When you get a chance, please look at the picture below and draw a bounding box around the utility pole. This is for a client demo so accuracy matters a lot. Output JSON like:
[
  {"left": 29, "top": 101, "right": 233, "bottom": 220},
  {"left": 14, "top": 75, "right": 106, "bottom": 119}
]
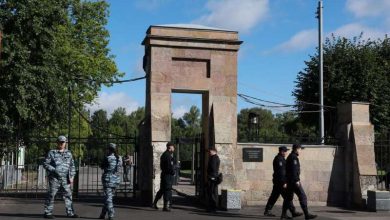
[{"left": 317, "top": 0, "right": 325, "bottom": 144}]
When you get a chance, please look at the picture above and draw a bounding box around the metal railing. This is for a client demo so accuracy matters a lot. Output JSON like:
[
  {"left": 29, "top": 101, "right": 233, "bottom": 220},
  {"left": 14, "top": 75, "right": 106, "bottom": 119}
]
[
  {"left": 0, "top": 135, "right": 138, "bottom": 198},
  {"left": 375, "top": 137, "right": 390, "bottom": 191}
]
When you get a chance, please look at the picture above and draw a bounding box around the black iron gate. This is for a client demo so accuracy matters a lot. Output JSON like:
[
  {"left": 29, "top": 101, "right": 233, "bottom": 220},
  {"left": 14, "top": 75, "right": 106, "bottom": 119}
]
[
  {"left": 374, "top": 131, "right": 390, "bottom": 191},
  {"left": 0, "top": 135, "right": 138, "bottom": 198},
  {"left": 173, "top": 134, "right": 205, "bottom": 197}
]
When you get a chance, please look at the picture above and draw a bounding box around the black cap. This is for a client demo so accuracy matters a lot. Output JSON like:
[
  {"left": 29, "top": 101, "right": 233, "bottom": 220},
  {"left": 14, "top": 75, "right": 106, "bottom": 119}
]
[
  {"left": 279, "top": 146, "right": 289, "bottom": 152},
  {"left": 166, "top": 142, "right": 174, "bottom": 148},
  {"left": 292, "top": 143, "right": 304, "bottom": 150},
  {"left": 108, "top": 143, "right": 116, "bottom": 150},
  {"left": 208, "top": 147, "right": 217, "bottom": 153}
]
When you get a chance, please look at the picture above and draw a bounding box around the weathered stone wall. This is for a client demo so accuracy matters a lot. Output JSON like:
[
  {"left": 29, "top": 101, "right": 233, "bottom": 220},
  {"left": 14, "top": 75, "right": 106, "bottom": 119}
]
[{"left": 234, "top": 143, "right": 346, "bottom": 206}]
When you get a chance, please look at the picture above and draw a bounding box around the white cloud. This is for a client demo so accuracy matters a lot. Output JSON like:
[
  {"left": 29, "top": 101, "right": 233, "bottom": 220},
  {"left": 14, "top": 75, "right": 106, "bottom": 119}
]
[
  {"left": 331, "top": 23, "right": 387, "bottom": 40},
  {"left": 267, "top": 23, "right": 389, "bottom": 54},
  {"left": 86, "top": 92, "right": 139, "bottom": 116},
  {"left": 172, "top": 106, "right": 188, "bottom": 119},
  {"left": 264, "top": 0, "right": 390, "bottom": 54},
  {"left": 267, "top": 29, "right": 317, "bottom": 54},
  {"left": 346, "top": 0, "right": 390, "bottom": 18},
  {"left": 193, "top": 0, "right": 269, "bottom": 33}
]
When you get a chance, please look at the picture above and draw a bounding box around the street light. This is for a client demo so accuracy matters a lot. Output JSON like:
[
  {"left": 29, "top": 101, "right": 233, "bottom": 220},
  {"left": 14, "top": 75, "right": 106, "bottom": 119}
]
[{"left": 248, "top": 112, "right": 259, "bottom": 142}]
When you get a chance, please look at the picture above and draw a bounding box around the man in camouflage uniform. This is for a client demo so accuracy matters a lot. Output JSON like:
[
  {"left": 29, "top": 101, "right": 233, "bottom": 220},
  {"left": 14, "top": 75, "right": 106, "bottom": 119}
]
[
  {"left": 99, "top": 143, "right": 122, "bottom": 220},
  {"left": 43, "top": 135, "right": 78, "bottom": 219}
]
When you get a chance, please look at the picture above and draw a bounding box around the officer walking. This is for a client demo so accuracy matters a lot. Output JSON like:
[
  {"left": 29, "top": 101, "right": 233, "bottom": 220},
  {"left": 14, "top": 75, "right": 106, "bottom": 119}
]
[
  {"left": 207, "top": 148, "right": 220, "bottom": 212},
  {"left": 264, "top": 146, "right": 302, "bottom": 218},
  {"left": 43, "top": 135, "right": 78, "bottom": 219},
  {"left": 152, "top": 142, "right": 176, "bottom": 211},
  {"left": 99, "top": 143, "right": 122, "bottom": 220},
  {"left": 283, "top": 143, "right": 317, "bottom": 220}
]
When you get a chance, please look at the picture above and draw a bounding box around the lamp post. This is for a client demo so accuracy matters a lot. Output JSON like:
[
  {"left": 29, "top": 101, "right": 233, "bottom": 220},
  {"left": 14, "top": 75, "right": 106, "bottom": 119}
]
[
  {"left": 248, "top": 112, "right": 259, "bottom": 142},
  {"left": 317, "top": 0, "right": 325, "bottom": 144}
]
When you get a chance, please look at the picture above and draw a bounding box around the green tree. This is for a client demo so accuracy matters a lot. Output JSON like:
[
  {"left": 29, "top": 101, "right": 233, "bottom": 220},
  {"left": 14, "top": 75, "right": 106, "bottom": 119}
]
[
  {"left": 237, "top": 107, "right": 282, "bottom": 142},
  {"left": 127, "top": 107, "right": 145, "bottom": 135},
  {"left": 0, "top": 0, "right": 120, "bottom": 137},
  {"left": 109, "top": 107, "right": 128, "bottom": 135},
  {"left": 182, "top": 105, "right": 202, "bottom": 136},
  {"left": 294, "top": 35, "right": 390, "bottom": 135}
]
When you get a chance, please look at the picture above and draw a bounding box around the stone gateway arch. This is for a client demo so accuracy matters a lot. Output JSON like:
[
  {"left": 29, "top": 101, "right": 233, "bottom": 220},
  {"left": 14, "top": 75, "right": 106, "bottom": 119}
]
[{"left": 138, "top": 24, "right": 242, "bottom": 203}]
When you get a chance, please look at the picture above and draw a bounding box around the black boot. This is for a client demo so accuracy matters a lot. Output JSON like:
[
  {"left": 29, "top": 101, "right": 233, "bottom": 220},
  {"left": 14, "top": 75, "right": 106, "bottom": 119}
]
[
  {"left": 152, "top": 197, "right": 159, "bottom": 210},
  {"left": 280, "top": 214, "right": 292, "bottom": 219},
  {"left": 163, "top": 202, "right": 171, "bottom": 212},
  {"left": 98, "top": 213, "right": 105, "bottom": 219},
  {"left": 290, "top": 207, "right": 303, "bottom": 217},
  {"left": 264, "top": 209, "right": 276, "bottom": 217},
  {"left": 290, "top": 209, "right": 303, "bottom": 218},
  {"left": 151, "top": 203, "right": 158, "bottom": 210},
  {"left": 281, "top": 209, "right": 292, "bottom": 220}
]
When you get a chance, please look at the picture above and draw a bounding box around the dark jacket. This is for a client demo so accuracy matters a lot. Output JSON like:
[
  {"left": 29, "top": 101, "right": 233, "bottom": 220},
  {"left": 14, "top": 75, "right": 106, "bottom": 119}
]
[
  {"left": 207, "top": 154, "right": 220, "bottom": 179},
  {"left": 272, "top": 154, "right": 287, "bottom": 184},
  {"left": 160, "top": 150, "right": 175, "bottom": 176},
  {"left": 286, "top": 152, "right": 300, "bottom": 184}
]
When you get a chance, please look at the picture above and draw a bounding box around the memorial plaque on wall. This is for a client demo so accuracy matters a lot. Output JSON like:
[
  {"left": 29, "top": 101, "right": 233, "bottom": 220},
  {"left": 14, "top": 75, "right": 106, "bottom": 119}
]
[{"left": 243, "top": 148, "right": 263, "bottom": 162}]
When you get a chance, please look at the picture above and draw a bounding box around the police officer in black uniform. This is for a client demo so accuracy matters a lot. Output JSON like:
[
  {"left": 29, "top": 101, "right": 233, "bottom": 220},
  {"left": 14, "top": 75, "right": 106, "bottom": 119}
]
[
  {"left": 283, "top": 144, "right": 317, "bottom": 220},
  {"left": 264, "top": 146, "right": 302, "bottom": 218},
  {"left": 207, "top": 148, "right": 220, "bottom": 212},
  {"left": 152, "top": 142, "right": 176, "bottom": 212}
]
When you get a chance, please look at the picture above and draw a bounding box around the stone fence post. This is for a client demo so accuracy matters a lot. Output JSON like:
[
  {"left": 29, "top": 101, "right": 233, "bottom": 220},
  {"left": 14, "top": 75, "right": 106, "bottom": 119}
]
[{"left": 337, "top": 102, "right": 377, "bottom": 208}]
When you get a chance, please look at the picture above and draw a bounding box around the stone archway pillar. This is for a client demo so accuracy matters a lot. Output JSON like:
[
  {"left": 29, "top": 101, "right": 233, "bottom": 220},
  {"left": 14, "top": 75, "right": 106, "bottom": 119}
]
[{"left": 137, "top": 25, "right": 242, "bottom": 203}]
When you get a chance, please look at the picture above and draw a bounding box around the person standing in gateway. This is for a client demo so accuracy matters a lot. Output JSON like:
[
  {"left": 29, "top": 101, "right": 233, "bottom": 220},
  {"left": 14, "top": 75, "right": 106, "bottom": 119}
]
[
  {"left": 207, "top": 148, "right": 220, "bottom": 212},
  {"left": 43, "top": 135, "right": 78, "bottom": 219},
  {"left": 152, "top": 142, "right": 176, "bottom": 211}
]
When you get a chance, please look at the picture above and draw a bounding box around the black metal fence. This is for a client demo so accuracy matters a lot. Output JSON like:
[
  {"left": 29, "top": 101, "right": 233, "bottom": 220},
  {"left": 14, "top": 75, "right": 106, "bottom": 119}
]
[
  {"left": 0, "top": 135, "right": 138, "bottom": 198},
  {"left": 374, "top": 132, "right": 390, "bottom": 191}
]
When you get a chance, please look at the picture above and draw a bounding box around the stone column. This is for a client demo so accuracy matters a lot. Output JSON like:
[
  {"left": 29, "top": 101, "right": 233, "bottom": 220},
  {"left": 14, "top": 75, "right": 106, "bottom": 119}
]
[{"left": 337, "top": 102, "right": 377, "bottom": 208}]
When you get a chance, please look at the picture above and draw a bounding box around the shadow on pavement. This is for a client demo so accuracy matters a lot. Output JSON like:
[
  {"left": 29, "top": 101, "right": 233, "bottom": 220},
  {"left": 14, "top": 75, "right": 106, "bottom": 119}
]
[{"left": 0, "top": 213, "right": 43, "bottom": 219}]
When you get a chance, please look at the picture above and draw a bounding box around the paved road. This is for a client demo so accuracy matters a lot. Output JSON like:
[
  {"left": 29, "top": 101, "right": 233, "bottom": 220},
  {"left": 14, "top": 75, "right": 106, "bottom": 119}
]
[{"left": 0, "top": 196, "right": 389, "bottom": 220}]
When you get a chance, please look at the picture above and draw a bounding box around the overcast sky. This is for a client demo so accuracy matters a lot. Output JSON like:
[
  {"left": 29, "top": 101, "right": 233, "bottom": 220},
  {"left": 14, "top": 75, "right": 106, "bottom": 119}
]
[{"left": 87, "top": 0, "right": 390, "bottom": 118}]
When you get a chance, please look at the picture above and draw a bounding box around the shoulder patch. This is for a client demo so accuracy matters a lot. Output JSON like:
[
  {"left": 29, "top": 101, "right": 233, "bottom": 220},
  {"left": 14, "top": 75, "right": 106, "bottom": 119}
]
[{"left": 294, "top": 160, "right": 298, "bottom": 165}]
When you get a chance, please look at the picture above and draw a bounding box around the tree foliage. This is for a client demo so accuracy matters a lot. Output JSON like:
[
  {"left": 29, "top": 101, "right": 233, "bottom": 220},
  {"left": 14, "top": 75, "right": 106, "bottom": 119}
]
[
  {"left": 0, "top": 0, "right": 120, "bottom": 136},
  {"left": 294, "top": 35, "right": 390, "bottom": 135}
]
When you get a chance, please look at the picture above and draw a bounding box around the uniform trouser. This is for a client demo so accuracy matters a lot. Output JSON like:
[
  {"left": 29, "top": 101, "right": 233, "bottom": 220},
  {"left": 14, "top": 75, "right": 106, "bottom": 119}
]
[
  {"left": 385, "top": 172, "right": 390, "bottom": 190},
  {"left": 265, "top": 183, "right": 296, "bottom": 213},
  {"left": 44, "top": 178, "right": 74, "bottom": 216},
  {"left": 207, "top": 180, "right": 218, "bottom": 210},
  {"left": 283, "top": 183, "right": 308, "bottom": 215},
  {"left": 123, "top": 166, "right": 129, "bottom": 182},
  {"left": 154, "top": 174, "right": 173, "bottom": 206},
  {"left": 101, "top": 187, "right": 115, "bottom": 218}
]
